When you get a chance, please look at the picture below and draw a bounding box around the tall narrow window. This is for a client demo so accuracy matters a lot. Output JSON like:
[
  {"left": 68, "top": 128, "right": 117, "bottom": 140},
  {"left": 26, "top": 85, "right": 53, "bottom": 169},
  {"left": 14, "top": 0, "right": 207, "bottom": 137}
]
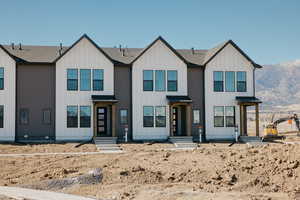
[
  {"left": 155, "top": 70, "right": 165, "bottom": 91},
  {"left": 237, "top": 71, "right": 247, "bottom": 92},
  {"left": 155, "top": 106, "right": 166, "bottom": 127},
  {"left": 0, "top": 105, "right": 3, "bottom": 128},
  {"left": 80, "top": 69, "right": 91, "bottom": 91},
  {"left": 0, "top": 68, "right": 4, "bottom": 90},
  {"left": 143, "top": 106, "right": 154, "bottom": 127},
  {"left": 93, "top": 69, "right": 104, "bottom": 91},
  {"left": 120, "top": 109, "right": 128, "bottom": 125},
  {"left": 67, "top": 69, "right": 78, "bottom": 91},
  {"left": 214, "top": 106, "right": 224, "bottom": 127},
  {"left": 225, "top": 71, "right": 235, "bottom": 92},
  {"left": 67, "top": 106, "right": 78, "bottom": 128},
  {"left": 43, "top": 109, "right": 51, "bottom": 125},
  {"left": 167, "top": 70, "right": 177, "bottom": 91},
  {"left": 193, "top": 109, "right": 200, "bottom": 124},
  {"left": 20, "top": 109, "right": 29, "bottom": 125},
  {"left": 80, "top": 106, "right": 91, "bottom": 128},
  {"left": 143, "top": 70, "right": 153, "bottom": 91},
  {"left": 213, "top": 71, "right": 223, "bottom": 92},
  {"left": 225, "top": 106, "right": 235, "bottom": 127}
]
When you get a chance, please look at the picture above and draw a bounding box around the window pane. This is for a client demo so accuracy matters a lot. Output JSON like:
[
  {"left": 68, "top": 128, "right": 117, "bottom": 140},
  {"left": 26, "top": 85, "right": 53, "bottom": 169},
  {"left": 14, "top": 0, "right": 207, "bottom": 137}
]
[
  {"left": 225, "top": 106, "right": 235, "bottom": 116},
  {"left": 67, "top": 79, "right": 78, "bottom": 90},
  {"left": 144, "top": 106, "right": 154, "bottom": 116},
  {"left": 67, "top": 106, "right": 78, "bottom": 128},
  {"left": 155, "top": 70, "right": 165, "bottom": 91},
  {"left": 80, "top": 69, "right": 91, "bottom": 91},
  {"left": 143, "top": 80, "right": 153, "bottom": 91},
  {"left": 237, "top": 71, "right": 246, "bottom": 81},
  {"left": 80, "top": 106, "right": 91, "bottom": 128},
  {"left": 168, "top": 81, "right": 177, "bottom": 91},
  {"left": 225, "top": 71, "right": 235, "bottom": 92},
  {"left": 167, "top": 71, "right": 177, "bottom": 81},
  {"left": 67, "top": 69, "right": 77, "bottom": 79},
  {"left": 214, "top": 71, "right": 223, "bottom": 92},
  {"left": 143, "top": 106, "right": 154, "bottom": 127},
  {"left": 237, "top": 82, "right": 246, "bottom": 92},
  {"left": 0, "top": 105, "right": 3, "bottom": 128},
  {"left": 0, "top": 68, "right": 3, "bottom": 90},
  {"left": 193, "top": 110, "right": 200, "bottom": 124},
  {"left": 0, "top": 78, "right": 3, "bottom": 90},
  {"left": 43, "top": 109, "right": 51, "bottom": 125},
  {"left": 144, "top": 116, "right": 154, "bottom": 127},
  {"left": 120, "top": 109, "right": 128, "bottom": 124},
  {"left": 213, "top": 71, "right": 223, "bottom": 81},
  {"left": 67, "top": 69, "right": 78, "bottom": 90},
  {"left": 226, "top": 117, "right": 235, "bottom": 127},
  {"left": 214, "top": 106, "right": 224, "bottom": 127},
  {"left": 214, "top": 106, "right": 224, "bottom": 116},
  {"left": 93, "top": 69, "right": 104, "bottom": 91},
  {"left": 143, "top": 70, "right": 153, "bottom": 80},
  {"left": 20, "top": 109, "right": 29, "bottom": 125},
  {"left": 214, "top": 116, "right": 224, "bottom": 127},
  {"left": 155, "top": 106, "right": 166, "bottom": 127},
  {"left": 93, "top": 69, "right": 103, "bottom": 80}
]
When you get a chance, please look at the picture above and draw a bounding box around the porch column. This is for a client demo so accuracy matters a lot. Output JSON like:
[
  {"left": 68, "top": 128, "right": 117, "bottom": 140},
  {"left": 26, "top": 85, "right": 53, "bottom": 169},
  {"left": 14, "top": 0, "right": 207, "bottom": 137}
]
[
  {"left": 93, "top": 103, "right": 97, "bottom": 137},
  {"left": 186, "top": 104, "right": 192, "bottom": 136},
  {"left": 239, "top": 105, "right": 244, "bottom": 136},
  {"left": 169, "top": 104, "right": 173, "bottom": 136},
  {"left": 255, "top": 104, "right": 260, "bottom": 137},
  {"left": 111, "top": 104, "right": 116, "bottom": 137}
]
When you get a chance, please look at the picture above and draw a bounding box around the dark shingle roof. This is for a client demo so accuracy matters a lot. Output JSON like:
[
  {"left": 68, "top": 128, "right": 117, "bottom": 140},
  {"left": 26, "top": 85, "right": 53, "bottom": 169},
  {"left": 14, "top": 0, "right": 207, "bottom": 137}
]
[{"left": 0, "top": 36, "right": 261, "bottom": 68}]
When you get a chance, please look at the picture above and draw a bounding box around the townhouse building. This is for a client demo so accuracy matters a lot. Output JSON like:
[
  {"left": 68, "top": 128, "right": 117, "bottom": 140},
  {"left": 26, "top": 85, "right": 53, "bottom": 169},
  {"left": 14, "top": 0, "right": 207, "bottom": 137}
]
[{"left": 0, "top": 34, "right": 262, "bottom": 143}]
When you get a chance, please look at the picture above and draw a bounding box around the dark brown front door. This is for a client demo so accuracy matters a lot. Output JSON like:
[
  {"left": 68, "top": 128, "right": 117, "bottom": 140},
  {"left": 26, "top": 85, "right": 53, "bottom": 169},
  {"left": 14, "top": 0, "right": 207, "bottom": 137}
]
[
  {"left": 172, "top": 107, "right": 178, "bottom": 136},
  {"left": 97, "top": 107, "right": 107, "bottom": 136}
]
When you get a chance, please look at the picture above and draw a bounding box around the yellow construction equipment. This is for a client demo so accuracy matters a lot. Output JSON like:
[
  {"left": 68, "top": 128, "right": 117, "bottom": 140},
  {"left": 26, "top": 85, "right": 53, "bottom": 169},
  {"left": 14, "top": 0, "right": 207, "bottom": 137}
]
[{"left": 263, "top": 114, "right": 300, "bottom": 139}]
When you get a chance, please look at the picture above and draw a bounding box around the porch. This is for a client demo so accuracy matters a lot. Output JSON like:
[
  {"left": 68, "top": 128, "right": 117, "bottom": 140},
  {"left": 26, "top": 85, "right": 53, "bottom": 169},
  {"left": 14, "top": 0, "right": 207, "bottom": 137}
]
[
  {"left": 167, "top": 96, "right": 193, "bottom": 138},
  {"left": 91, "top": 95, "right": 118, "bottom": 138},
  {"left": 236, "top": 96, "right": 262, "bottom": 137}
]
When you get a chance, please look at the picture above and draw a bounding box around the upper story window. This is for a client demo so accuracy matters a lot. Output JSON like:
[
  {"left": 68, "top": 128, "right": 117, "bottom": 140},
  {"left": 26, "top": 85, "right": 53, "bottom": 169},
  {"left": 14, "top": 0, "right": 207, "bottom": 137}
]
[
  {"left": 155, "top": 70, "right": 166, "bottom": 91},
  {"left": 67, "top": 69, "right": 78, "bottom": 91},
  {"left": 143, "top": 70, "right": 153, "bottom": 91},
  {"left": 0, "top": 105, "right": 3, "bottom": 128},
  {"left": 213, "top": 71, "right": 224, "bottom": 92},
  {"left": 93, "top": 69, "right": 104, "bottom": 91},
  {"left": 225, "top": 71, "right": 235, "bottom": 92},
  {"left": 80, "top": 69, "right": 91, "bottom": 91},
  {"left": 237, "top": 71, "right": 247, "bottom": 92},
  {"left": 167, "top": 70, "right": 177, "bottom": 91},
  {"left": 0, "top": 67, "right": 4, "bottom": 90}
]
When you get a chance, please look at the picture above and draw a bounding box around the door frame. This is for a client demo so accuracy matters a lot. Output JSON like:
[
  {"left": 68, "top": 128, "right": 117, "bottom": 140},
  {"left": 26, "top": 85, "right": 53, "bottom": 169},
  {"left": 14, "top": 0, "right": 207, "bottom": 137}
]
[{"left": 96, "top": 107, "right": 109, "bottom": 137}]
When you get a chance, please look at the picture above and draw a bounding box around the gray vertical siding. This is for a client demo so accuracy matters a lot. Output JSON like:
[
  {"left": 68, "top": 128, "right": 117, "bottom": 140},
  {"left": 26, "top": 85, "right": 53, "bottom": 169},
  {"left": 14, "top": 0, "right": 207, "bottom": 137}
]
[
  {"left": 187, "top": 67, "right": 205, "bottom": 141},
  {"left": 16, "top": 64, "right": 55, "bottom": 141},
  {"left": 114, "top": 65, "right": 132, "bottom": 141}
]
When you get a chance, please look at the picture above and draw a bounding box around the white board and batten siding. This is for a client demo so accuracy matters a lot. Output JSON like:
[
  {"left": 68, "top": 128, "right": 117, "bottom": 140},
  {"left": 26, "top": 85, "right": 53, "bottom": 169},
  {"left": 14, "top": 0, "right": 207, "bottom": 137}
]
[
  {"left": 55, "top": 37, "right": 114, "bottom": 141},
  {"left": 0, "top": 48, "right": 16, "bottom": 141},
  {"left": 205, "top": 43, "right": 254, "bottom": 140},
  {"left": 132, "top": 40, "right": 188, "bottom": 140}
]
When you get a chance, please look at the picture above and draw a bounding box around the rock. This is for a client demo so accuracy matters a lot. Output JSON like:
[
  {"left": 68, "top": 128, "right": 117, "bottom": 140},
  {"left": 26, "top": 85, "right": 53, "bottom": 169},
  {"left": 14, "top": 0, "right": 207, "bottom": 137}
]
[{"left": 120, "top": 171, "right": 129, "bottom": 176}]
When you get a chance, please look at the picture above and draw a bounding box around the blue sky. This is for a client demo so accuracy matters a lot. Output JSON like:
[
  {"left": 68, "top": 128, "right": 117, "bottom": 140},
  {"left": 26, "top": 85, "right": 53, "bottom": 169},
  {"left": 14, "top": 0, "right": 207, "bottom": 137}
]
[{"left": 0, "top": 0, "right": 299, "bottom": 64}]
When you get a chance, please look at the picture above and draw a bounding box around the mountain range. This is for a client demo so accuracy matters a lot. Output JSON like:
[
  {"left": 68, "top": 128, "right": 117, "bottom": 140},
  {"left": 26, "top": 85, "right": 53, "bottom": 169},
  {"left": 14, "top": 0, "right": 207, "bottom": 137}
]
[{"left": 256, "top": 59, "right": 300, "bottom": 110}]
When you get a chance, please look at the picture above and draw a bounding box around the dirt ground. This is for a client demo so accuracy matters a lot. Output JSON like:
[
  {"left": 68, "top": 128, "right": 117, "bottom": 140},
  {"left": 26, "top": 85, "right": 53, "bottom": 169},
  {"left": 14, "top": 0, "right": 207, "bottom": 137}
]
[{"left": 0, "top": 141, "right": 300, "bottom": 200}]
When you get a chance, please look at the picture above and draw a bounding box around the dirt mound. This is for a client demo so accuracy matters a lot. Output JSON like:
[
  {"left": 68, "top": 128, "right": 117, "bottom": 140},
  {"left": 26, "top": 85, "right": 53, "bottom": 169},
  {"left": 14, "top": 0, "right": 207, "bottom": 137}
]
[{"left": 23, "top": 168, "right": 102, "bottom": 190}]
